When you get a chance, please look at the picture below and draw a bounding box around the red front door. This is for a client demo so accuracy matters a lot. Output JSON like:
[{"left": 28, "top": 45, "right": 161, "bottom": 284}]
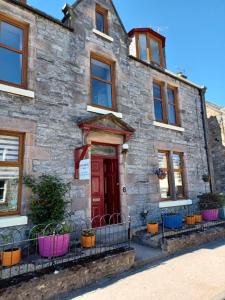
[
  {"left": 91, "top": 152, "right": 120, "bottom": 227},
  {"left": 91, "top": 157, "right": 105, "bottom": 223}
]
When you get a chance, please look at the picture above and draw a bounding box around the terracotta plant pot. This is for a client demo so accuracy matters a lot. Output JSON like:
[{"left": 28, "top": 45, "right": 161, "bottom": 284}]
[
  {"left": 147, "top": 223, "right": 159, "bottom": 234},
  {"left": 38, "top": 233, "right": 70, "bottom": 258},
  {"left": 81, "top": 235, "right": 96, "bottom": 248},
  {"left": 201, "top": 209, "right": 219, "bottom": 221},
  {"left": 186, "top": 216, "right": 195, "bottom": 225},
  {"left": 1, "top": 248, "right": 21, "bottom": 267},
  {"left": 194, "top": 214, "right": 202, "bottom": 223}
]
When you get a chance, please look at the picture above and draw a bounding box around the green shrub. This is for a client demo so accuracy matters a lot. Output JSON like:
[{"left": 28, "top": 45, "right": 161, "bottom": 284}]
[
  {"left": 23, "top": 174, "right": 71, "bottom": 225},
  {"left": 198, "top": 193, "right": 223, "bottom": 210}
]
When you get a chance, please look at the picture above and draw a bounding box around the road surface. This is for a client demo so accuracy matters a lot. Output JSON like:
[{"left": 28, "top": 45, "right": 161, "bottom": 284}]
[{"left": 65, "top": 239, "right": 225, "bottom": 300}]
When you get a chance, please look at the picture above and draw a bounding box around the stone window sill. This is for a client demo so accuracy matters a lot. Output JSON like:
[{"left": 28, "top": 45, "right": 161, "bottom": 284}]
[
  {"left": 159, "top": 199, "right": 192, "bottom": 208},
  {"left": 87, "top": 105, "right": 122, "bottom": 118},
  {"left": 92, "top": 29, "right": 114, "bottom": 42},
  {"left": 0, "top": 215, "right": 28, "bottom": 228},
  {"left": 0, "top": 83, "right": 35, "bottom": 98},
  {"left": 153, "top": 121, "right": 185, "bottom": 132}
]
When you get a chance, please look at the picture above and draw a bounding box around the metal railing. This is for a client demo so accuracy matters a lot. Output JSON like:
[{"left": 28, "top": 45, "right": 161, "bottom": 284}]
[
  {"left": 160, "top": 203, "right": 225, "bottom": 242},
  {"left": 0, "top": 213, "right": 131, "bottom": 285}
]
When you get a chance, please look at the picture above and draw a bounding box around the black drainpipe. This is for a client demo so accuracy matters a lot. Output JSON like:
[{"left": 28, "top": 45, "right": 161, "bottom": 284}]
[{"left": 199, "top": 87, "right": 213, "bottom": 193}]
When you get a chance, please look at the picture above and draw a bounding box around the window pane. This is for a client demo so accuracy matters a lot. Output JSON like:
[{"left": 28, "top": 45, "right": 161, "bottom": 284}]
[
  {"left": 154, "top": 99, "right": 163, "bottom": 121},
  {"left": 174, "top": 172, "right": 184, "bottom": 198},
  {"left": 150, "top": 38, "right": 160, "bottom": 65},
  {"left": 167, "top": 88, "right": 175, "bottom": 105},
  {"left": 0, "top": 21, "right": 23, "bottom": 50},
  {"left": 0, "top": 167, "right": 19, "bottom": 212},
  {"left": 92, "top": 79, "right": 112, "bottom": 108},
  {"left": 91, "top": 59, "right": 111, "bottom": 81},
  {"left": 172, "top": 153, "right": 181, "bottom": 170},
  {"left": 158, "top": 152, "right": 167, "bottom": 169},
  {"left": 0, "top": 47, "right": 22, "bottom": 84},
  {"left": 159, "top": 175, "right": 170, "bottom": 198},
  {"left": 91, "top": 144, "right": 116, "bottom": 156},
  {"left": 96, "top": 12, "right": 104, "bottom": 32},
  {"left": 153, "top": 83, "right": 161, "bottom": 98},
  {"left": 168, "top": 105, "right": 176, "bottom": 125},
  {"left": 0, "top": 135, "right": 19, "bottom": 162},
  {"left": 139, "top": 34, "right": 147, "bottom": 61}
]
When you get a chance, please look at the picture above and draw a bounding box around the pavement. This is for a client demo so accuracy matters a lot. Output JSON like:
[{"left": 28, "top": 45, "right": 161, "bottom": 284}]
[{"left": 61, "top": 239, "right": 225, "bottom": 300}]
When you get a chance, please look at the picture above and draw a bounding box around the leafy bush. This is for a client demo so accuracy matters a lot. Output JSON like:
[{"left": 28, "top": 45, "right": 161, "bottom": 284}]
[
  {"left": 23, "top": 175, "right": 71, "bottom": 225},
  {"left": 198, "top": 193, "right": 223, "bottom": 210}
]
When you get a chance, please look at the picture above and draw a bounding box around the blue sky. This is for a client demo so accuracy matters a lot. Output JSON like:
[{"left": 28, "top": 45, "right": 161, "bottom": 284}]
[{"left": 28, "top": 0, "right": 225, "bottom": 107}]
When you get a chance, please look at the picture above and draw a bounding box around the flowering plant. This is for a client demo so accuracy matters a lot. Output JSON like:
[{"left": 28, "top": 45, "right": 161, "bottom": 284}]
[{"left": 155, "top": 168, "right": 167, "bottom": 180}]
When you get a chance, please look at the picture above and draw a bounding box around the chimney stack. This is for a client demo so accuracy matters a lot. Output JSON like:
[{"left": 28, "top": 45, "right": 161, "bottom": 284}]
[{"left": 19, "top": 0, "right": 27, "bottom": 4}]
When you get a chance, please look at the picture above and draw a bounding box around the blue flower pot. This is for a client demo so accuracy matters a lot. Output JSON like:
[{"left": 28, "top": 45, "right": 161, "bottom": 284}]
[
  {"left": 163, "top": 213, "right": 183, "bottom": 229},
  {"left": 219, "top": 207, "right": 225, "bottom": 219}
]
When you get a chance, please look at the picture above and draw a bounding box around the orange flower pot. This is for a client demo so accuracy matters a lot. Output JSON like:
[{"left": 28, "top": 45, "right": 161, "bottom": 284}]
[
  {"left": 81, "top": 235, "right": 96, "bottom": 248},
  {"left": 194, "top": 214, "right": 202, "bottom": 223},
  {"left": 1, "top": 248, "right": 21, "bottom": 267},
  {"left": 147, "top": 223, "right": 159, "bottom": 234},
  {"left": 186, "top": 216, "right": 195, "bottom": 225}
]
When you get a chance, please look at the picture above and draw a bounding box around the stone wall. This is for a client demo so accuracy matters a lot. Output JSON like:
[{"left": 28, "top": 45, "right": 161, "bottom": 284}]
[
  {"left": 0, "top": 0, "right": 210, "bottom": 229},
  {"left": 206, "top": 102, "right": 225, "bottom": 193},
  {"left": 0, "top": 249, "right": 135, "bottom": 300},
  {"left": 162, "top": 226, "right": 225, "bottom": 254}
]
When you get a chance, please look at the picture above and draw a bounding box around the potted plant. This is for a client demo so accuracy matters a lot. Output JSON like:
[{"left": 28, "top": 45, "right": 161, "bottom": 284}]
[
  {"left": 155, "top": 168, "right": 167, "bottom": 180},
  {"left": 202, "top": 174, "right": 211, "bottom": 183},
  {"left": 163, "top": 212, "right": 183, "bottom": 229},
  {"left": 198, "top": 193, "right": 222, "bottom": 221},
  {"left": 194, "top": 214, "right": 202, "bottom": 223},
  {"left": 218, "top": 194, "right": 225, "bottom": 219},
  {"left": 147, "top": 222, "right": 159, "bottom": 234},
  {"left": 0, "top": 233, "right": 21, "bottom": 267},
  {"left": 81, "top": 229, "right": 96, "bottom": 248},
  {"left": 23, "top": 175, "right": 71, "bottom": 258},
  {"left": 186, "top": 215, "right": 195, "bottom": 225}
]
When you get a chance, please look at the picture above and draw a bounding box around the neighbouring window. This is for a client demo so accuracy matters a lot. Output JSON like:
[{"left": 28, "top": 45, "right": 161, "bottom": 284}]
[
  {"left": 150, "top": 38, "right": 161, "bottom": 65},
  {"left": 167, "top": 86, "right": 178, "bottom": 125},
  {"left": 91, "top": 54, "right": 115, "bottom": 110},
  {"left": 153, "top": 81, "right": 180, "bottom": 126},
  {"left": 136, "top": 32, "right": 164, "bottom": 67},
  {"left": 96, "top": 4, "right": 108, "bottom": 34},
  {"left": 139, "top": 34, "right": 148, "bottom": 62},
  {"left": 158, "top": 150, "right": 185, "bottom": 200},
  {"left": 153, "top": 82, "right": 165, "bottom": 122},
  {"left": 0, "top": 14, "right": 28, "bottom": 88},
  {"left": 0, "top": 131, "right": 24, "bottom": 216}
]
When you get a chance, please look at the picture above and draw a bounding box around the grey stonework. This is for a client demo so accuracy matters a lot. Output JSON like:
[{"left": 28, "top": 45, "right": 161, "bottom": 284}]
[
  {"left": 206, "top": 102, "right": 225, "bottom": 194},
  {"left": 0, "top": 0, "right": 210, "bottom": 229}
]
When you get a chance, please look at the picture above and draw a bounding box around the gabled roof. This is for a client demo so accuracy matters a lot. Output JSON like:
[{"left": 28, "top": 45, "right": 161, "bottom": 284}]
[
  {"left": 78, "top": 113, "right": 135, "bottom": 139},
  {"left": 72, "top": 0, "right": 127, "bottom": 35}
]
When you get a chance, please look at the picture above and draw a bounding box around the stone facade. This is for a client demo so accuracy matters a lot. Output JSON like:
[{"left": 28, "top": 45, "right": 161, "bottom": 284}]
[
  {"left": 0, "top": 0, "right": 210, "bottom": 229},
  {"left": 206, "top": 102, "right": 225, "bottom": 193}
]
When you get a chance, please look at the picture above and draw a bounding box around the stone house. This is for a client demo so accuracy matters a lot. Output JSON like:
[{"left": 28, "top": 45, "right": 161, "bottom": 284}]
[
  {"left": 206, "top": 102, "right": 225, "bottom": 194},
  {"left": 0, "top": 0, "right": 211, "bottom": 230}
]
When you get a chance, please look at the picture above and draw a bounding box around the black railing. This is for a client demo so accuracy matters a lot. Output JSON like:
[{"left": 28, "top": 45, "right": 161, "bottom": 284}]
[
  {"left": 160, "top": 203, "right": 225, "bottom": 242},
  {"left": 0, "top": 213, "right": 131, "bottom": 283}
]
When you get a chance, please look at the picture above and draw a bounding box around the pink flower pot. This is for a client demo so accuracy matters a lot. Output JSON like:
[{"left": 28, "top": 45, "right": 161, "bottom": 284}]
[
  {"left": 38, "top": 233, "right": 70, "bottom": 258},
  {"left": 201, "top": 209, "right": 219, "bottom": 221}
]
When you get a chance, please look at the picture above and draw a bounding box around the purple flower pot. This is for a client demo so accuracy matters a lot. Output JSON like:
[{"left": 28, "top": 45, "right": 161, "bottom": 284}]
[
  {"left": 201, "top": 209, "right": 219, "bottom": 221},
  {"left": 38, "top": 233, "right": 70, "bottom": 258}
]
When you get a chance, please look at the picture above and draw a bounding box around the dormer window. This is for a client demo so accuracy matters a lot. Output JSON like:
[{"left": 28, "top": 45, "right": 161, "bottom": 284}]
[
  {"left": 128, "top": 28, "right": 165, "bottom": 68},
  {"left": 96, "top": 4, "right": 108, "bottom": 34}
]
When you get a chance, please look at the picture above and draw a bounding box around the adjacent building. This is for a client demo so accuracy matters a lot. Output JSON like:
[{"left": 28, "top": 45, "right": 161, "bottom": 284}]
[
  {"left": 0, "top": 0, "right": 211, "bottom": 230},
  {"left": 206, "top": 102, "right": 225, "bottom": 194}
]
